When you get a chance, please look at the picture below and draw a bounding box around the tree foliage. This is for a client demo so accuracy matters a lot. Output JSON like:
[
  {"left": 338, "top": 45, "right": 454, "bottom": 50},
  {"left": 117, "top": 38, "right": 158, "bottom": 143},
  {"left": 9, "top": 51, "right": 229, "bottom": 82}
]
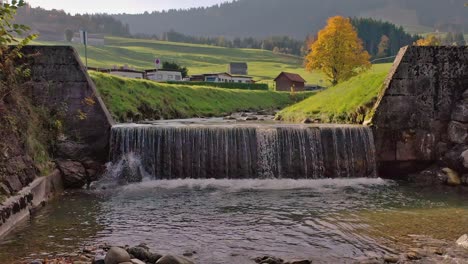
[
  {"left": 306, "top": 16, "right": 371, "bottom": 86},
  {"left": 351, "top": 18, "right": 418, "bottom": 58},
  {"left": 162, "top": 61, "right": 188, "bottom": 78},
  {"left": 415, "top": 35, "right": 442, "bottom": 46},
  {"left": 0, "top": 0, "right": 37, "bottom": 100}
]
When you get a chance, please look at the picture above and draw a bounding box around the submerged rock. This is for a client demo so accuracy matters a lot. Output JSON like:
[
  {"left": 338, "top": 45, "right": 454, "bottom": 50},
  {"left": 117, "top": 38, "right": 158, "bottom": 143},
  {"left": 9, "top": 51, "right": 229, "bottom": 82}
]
[
  {"left": 104, "top": 247, "right": 131, "bottom": 264},
  {"left": 456, "top": 234, "right": 468, "bottom": 249},
  {"left": 155, "top": 255, "right": 194, "bottom": 264}
]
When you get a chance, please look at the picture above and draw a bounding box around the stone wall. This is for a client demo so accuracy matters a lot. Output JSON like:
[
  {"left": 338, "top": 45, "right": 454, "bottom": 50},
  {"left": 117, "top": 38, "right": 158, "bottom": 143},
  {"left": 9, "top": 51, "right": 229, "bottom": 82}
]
[
  {"left": 22, "top": 46, "right": 114, "bottom": 162},
  {"left": 371, "top": 46, "right": 468, "bottom": 178}
]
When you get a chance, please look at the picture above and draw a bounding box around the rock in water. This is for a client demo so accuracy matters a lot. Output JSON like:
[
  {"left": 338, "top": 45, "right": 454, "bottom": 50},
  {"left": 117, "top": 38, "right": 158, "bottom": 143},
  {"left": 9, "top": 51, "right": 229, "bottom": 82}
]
[
  {"left": 57, "top": 160, "right": 87, "bottom": 188},
  {"left": 156, "top": 255, "right": 194, "bottom": 264},
  {"left": 104, "top": 247, "right": 131, "bottom": 264},
  {"left": 442, "top": 168, "right": 461, "bottom": 186},
  {"left": 127, "top": 246, "right": 151, "bottom": 261},
  {"left": 301, "top": 118, "right": 313, "bottom": 124},
  {"left": 457, "top": 234, "right": 468, "bottom": 249}
]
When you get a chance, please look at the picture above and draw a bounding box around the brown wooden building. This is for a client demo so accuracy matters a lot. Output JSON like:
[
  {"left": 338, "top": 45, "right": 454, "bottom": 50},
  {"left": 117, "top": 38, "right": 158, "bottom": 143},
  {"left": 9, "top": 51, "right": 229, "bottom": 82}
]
[{"left": 274, "top": 72, "right": 306, "bottom": 91}]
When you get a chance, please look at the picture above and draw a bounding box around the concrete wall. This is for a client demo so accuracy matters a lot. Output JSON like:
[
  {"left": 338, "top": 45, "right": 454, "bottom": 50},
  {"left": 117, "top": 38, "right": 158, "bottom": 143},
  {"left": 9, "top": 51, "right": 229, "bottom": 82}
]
[
  {"left": 371, "top": 46, "right": 468, "bottom": 177},
  {"left": 22, "top": 46, "right": 114, "bottom": 162},
  {"left": 0, "top": 170, "right": 63, "bottom": 238}
]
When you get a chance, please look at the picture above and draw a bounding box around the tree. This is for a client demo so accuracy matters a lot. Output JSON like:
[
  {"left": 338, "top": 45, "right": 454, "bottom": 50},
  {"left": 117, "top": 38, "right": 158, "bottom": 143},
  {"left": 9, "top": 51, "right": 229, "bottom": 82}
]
[
  {"left": 306, "top": 16, "right": 371, "bottom": 86},
  {"left": 0, "top": 0, "right": 38, "bottom": 99},
  {"left": 65, "top": 29, "right": 74, "bottom": 42},
  {"left": 444, "top": 32, "right": 454, "bottom": 45},
  {"left": 162, "top": 61, "right": 188, "bottom": 78},
  {"left": 454, "top": 32, "right": 466, "bottom": 46},
  {"left": 415, "top": 35, "right": 441, "bottom": 46},
  {"left": 377, "top": 35, "right": 390, "bottom": 58}
]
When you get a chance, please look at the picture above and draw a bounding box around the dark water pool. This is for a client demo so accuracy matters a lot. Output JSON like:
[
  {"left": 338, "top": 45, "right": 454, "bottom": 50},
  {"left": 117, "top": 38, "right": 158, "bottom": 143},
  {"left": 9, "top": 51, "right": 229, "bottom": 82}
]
[{"left": 1, "top": 178, "right": 468, "bottom": 263}]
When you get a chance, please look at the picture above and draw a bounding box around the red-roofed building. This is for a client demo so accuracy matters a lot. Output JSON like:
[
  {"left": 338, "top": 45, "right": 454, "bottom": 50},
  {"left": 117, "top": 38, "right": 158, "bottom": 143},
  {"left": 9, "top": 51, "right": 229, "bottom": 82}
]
[{"left": 274, "top": 72, "right": 306, "bottom": 92}]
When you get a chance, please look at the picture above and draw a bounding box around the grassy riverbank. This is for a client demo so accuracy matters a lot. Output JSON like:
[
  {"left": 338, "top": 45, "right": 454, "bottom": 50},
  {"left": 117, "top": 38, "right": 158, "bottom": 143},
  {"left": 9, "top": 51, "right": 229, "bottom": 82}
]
[
  {"left": 90, "top": 72, "right": 313, "bottom": 122},
  {"left": 278, "top": 64, "right": 392, "bottom": 123}
]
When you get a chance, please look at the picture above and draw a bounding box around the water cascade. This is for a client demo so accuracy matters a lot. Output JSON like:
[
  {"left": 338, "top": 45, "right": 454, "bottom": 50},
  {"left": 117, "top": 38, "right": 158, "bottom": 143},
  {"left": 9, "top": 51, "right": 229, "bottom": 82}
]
[{"left": 110, "top": 124, "right": 378, "bottom": 179}]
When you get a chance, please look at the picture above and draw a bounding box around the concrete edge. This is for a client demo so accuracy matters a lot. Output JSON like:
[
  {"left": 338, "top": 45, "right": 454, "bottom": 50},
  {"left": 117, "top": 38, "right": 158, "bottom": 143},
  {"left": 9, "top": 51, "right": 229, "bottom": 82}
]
[
  {"left": 0, "top": 170, "right": 64, "bottom": 239},
  {"left": 71, "top": 46, "right": 116, "bottom": 126},
  {"left": 369, "top": 45, "right": 409, "bottom": 124}
]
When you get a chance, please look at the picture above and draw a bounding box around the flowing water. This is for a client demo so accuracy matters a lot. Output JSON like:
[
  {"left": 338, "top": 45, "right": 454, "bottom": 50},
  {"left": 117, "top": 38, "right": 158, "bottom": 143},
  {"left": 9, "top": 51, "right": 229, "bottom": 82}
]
[
  {"left": 1, "top": 123, "right": 467, "bottom": 263},
  {"left": 110, "top": 124, "right": 377, "bottom": 180},
  {"left": 1, "top": 179, "right": 468, "bottom": 264}
]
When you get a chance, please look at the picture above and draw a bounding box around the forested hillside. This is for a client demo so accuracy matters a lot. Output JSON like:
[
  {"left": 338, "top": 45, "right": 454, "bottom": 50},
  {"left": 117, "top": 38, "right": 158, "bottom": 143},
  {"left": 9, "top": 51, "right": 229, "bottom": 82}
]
[
  {"left": 14, "top": 5, "right": 130, "bottom": 41},
  {"left": 114, "top": 0, "right": 467, "bottom": 39}
]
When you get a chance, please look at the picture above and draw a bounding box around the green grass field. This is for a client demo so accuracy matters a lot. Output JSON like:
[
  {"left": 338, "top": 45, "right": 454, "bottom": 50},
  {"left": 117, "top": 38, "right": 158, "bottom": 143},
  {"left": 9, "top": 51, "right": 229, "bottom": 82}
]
[
  {"left": 90, "top": 71, "right": 314, "bottom": 122},
  {"left": 278, "top": 63, "right": 392, "bottom": 124},
  {"left": 34, "top": 36, "right": 327, "bottom": 85}
]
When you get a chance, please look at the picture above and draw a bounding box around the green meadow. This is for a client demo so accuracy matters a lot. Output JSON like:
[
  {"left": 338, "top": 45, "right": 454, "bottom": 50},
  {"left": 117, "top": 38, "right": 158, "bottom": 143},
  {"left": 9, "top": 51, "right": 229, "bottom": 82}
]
[
  {"left": 278, "top": 63, "right": 393, "bottom": 123},
  {"left": 90, "top": 71, "right": 313, "bottom": 122},
  {"left": 34, "top": 36, "right": 326, "bottom": 85}
]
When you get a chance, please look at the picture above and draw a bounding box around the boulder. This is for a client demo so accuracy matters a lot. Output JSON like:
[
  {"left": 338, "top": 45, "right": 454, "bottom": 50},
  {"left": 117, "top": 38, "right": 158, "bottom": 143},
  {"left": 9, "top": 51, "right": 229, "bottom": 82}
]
[
  {"left": 155, "top": 255, "right": 194, "bottom": 264},
  {"left": 461, "top": 150, "right": 468, "bottom": 169},
  {"left": 448, "top": 121, "right": 468, "bottom": 144},
  {"left": 301, "top": 118, "right": 313, "bottom": 124},
  {"left": 451, "top": 102, "right": 468, "bottom": 123},
  {"left": 289, "top": 260, "right": 311, "bottom": 264},
  {"left": 456, "top": 234, "right": 468, "bottom": 249},
  {"left": 127, "top": 246, "right": 151, "bottom": 261},
  {"left": 130, "top": 259, "right": 146, "bottom": 264},
  {"left": 4, "top": 174, "right": 24, "bottom": 193},
  {"left": 442, "top": 168, "right": 461, "bottom": 186},
  {"left": 104, "top": 247, "right": 131, "bottom": 264},
  {"left": 254, "top": 256, "right": 284, "bottom": 264},
  {"left": 245, "top": 116, "right": 259, "bottom": 121},
  {"left": 442, "top": 145, "right": 468, "bottom": 173},
  {"left": 56, "top": 140, "right": 90, "bottom": 160},
  {"left": 57, "top": 160, "right": 87, "bottom": 189}
]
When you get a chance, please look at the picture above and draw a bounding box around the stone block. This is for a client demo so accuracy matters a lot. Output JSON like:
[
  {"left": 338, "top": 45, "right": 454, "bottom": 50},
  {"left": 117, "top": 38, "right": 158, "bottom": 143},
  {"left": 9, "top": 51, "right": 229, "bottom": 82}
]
[
  {"left": 452, "top": 102, "right": 468, "bottom": 123},
  {"left": 448, "top": 121, "right": 468, "bottom": 144}
]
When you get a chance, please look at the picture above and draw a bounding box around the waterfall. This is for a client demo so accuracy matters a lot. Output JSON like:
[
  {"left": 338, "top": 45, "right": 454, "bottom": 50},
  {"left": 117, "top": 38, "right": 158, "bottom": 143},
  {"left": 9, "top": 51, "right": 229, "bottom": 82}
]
[{"left": 110, "top": 124, "right": 378, "bottom": 180}]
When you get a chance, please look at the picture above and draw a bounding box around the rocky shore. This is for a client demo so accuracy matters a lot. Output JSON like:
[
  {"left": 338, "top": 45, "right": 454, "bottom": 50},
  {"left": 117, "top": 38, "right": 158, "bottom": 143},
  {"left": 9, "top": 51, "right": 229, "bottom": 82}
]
[{"left": 20, "top": 233, "right": 468, "bottom": 264}]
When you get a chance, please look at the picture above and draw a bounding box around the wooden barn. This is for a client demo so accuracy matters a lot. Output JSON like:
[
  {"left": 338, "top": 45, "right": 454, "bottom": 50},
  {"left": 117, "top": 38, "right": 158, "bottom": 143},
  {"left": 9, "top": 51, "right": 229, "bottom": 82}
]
[{"left": 274, "top": 72, "right": 306, "bottom": 91}]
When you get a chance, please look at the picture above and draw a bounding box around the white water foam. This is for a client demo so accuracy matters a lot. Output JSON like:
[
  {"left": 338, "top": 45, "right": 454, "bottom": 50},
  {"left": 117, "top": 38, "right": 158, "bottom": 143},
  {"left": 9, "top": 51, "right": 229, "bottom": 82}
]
[{"left": 120, "top": 178, "right": 393, "bottom": 193}]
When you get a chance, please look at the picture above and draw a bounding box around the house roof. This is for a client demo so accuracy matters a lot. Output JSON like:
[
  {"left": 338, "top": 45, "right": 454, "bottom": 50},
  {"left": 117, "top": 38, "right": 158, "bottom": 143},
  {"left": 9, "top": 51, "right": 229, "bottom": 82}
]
[
  {"left": 229, "top": 62, "right": 248, "bottom": 68},
  {"left": 145, "top": 69, "right": 182, "bottom": 73},
  {"left": 274, "top": 72, "right": 306, "bottom": 83}
]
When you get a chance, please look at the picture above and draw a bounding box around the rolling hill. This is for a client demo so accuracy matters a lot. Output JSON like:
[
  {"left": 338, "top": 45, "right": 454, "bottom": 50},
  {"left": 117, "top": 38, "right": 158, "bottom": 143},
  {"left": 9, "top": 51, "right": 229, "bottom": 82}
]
[
  {"left": 36, "top": 36, "right": 327, "bottom": 84},
  {"left": 114, "top": 0, "right": 467, "bottom": 39}
]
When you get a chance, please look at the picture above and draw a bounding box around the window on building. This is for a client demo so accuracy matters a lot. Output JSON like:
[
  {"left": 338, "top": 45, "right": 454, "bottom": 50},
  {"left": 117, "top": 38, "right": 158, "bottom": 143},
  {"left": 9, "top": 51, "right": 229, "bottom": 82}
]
[
  {"left": 175, "top": 75, "right": 181, "bottom": 81},
  {"left": 168, "top": 75, "right": 174, "bottom": 80},
  {"left": 238, "top": 80, "right": 242, "bottom": 83}
]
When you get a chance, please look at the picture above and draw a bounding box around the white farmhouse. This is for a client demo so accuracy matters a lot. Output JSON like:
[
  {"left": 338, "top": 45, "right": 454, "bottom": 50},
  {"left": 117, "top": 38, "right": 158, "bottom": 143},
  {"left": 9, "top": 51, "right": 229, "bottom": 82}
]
[
  {"left": 201, "top": 73, "right": 253, "bottom": 83},
  {"left": 146, "top": 69, "right": 183, "bottom": 82}
]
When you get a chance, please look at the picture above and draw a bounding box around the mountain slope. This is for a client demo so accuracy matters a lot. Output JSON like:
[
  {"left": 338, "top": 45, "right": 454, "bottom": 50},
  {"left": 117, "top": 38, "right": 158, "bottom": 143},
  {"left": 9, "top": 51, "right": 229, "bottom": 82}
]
[{"left": 114, "top": 0, "right": 467, "bottom": 39}]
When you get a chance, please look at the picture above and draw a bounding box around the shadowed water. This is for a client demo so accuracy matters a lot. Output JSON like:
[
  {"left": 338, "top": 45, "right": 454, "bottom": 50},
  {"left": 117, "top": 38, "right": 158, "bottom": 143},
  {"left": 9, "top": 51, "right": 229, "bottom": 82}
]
[{"left": 1, "top": 179, "right": 467, "bottom": 264}]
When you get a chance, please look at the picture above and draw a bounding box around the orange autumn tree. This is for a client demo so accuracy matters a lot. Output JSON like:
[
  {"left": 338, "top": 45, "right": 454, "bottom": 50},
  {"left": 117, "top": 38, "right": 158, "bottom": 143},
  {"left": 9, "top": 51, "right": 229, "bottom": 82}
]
[
  {"left": 415, "top": 34, "right": 442, "bottom": 46},
  {"left": 306, "top": 16, "right": 371, "bottom": 86}
]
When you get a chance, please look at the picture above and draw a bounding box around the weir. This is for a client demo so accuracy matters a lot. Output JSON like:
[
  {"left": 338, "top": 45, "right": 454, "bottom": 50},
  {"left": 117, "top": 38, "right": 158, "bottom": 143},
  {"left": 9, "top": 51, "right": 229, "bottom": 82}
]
[{"left": 110, "top": 124, "right": 377, "bottom": 179}]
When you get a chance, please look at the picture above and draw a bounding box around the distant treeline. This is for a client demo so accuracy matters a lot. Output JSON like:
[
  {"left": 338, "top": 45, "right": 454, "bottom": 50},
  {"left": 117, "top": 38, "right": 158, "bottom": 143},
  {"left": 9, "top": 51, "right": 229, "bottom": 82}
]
[
  {"left": 114, "top": 0, "right": 467, "bottom": 39},
  {"left": 134, "top": 30, "right": 307, "bottom": 56},
  {"left": 351, "top": 18, "right": 419, "bottom": 59},
  {"left": 134, "top": 18, "right": 421, "bottom": 59},
  {"left": 15, "top": 5, "right": 130, "bottom": 40}
]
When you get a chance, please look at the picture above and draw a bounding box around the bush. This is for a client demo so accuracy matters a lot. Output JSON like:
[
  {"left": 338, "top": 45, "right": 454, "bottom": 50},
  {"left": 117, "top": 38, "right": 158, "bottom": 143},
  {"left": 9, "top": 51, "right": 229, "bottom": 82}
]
[{"left": 166, "top": 81, "right": 269, "bottom": 91}]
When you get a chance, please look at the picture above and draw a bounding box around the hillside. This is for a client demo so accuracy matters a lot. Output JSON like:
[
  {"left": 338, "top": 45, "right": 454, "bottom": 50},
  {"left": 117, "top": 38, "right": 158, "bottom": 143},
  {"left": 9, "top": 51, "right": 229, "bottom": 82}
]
[
  {"left": 278, "top": 63, "right": 392, "bottom": 123},
  {"left": 90, "top": 72, "right": 313, "bottom": 122},
  {"left": 114, "top": 0, "right": 467, "bottom": 39},
  {"left": 40, "top": 37, "right": 326, "bottom": 84}
]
